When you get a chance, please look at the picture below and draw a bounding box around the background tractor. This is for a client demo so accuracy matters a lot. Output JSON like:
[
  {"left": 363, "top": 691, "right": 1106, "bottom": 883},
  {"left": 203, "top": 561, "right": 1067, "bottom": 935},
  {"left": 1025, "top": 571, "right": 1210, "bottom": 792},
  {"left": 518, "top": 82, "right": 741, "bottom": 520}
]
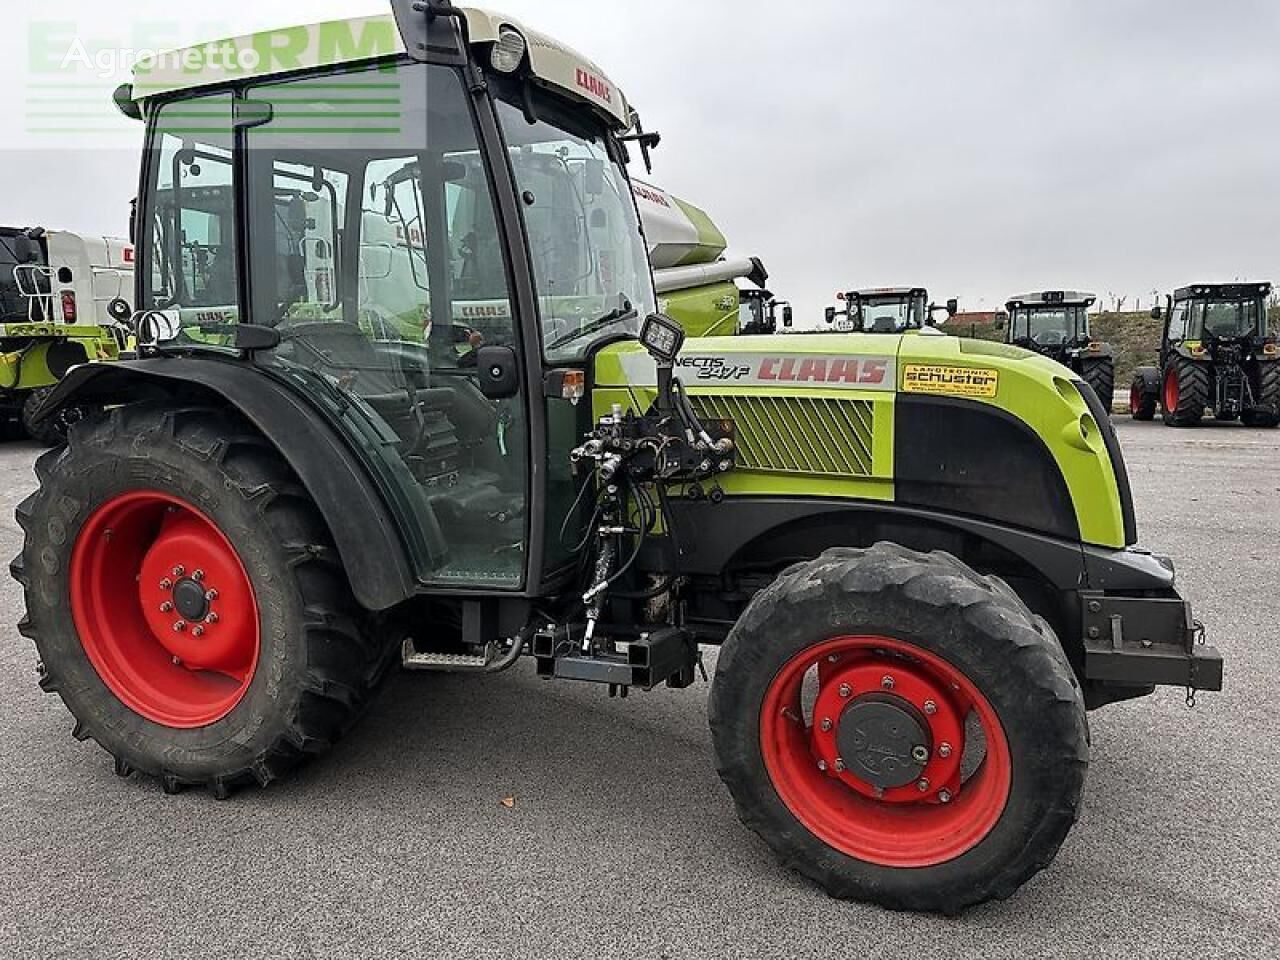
[
  {"left": 825, "top": 286, "right": 958, "bottom": 334},
  {"left": 1002, "top": 291, "right": 1114, "bottom": 412},
  {"left": 0, "top": 226, "right": 132, "bottom": 442},
  {"left": 1131, "top": 282, "right": 1279, "bottom": 427},
  {"left": 13, "top": 0, "right": 1221, "bottom": 914}
]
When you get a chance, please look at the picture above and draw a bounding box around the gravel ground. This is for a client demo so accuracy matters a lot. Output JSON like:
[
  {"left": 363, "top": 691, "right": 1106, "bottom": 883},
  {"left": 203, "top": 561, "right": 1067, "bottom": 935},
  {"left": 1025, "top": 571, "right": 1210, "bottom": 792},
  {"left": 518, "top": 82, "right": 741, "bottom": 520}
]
[{"left": 1, "top": 419, "right": 1277, "bottom": 959}]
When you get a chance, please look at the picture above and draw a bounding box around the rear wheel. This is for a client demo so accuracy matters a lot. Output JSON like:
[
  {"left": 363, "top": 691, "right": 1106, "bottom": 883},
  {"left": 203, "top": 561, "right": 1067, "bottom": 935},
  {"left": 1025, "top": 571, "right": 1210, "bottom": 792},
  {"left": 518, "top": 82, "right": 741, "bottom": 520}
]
[
  {"left": 1080, "top": 358, "right": 1114, "bottom": 414},
  {"left": 11, "top": 403, "right": 392, "bottom": 796},
  {"left": 1242, "top": 361, "right": 1280, "bottom": 428},
  {"left": 1161, "top": 357, "right": 1208, "bottom": 427},
  {"left": 709, "top": 543, "right": 1088, "bottom": 913}
]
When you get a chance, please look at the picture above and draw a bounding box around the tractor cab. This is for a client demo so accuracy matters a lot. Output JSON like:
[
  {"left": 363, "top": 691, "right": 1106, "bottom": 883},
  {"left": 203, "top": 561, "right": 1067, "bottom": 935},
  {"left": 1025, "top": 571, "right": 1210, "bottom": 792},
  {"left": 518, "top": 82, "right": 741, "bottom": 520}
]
[
  {"left": 1003, "top": 290, "right": 1097, "bottom": 352},
  {"left": 737, "top": 288, "right": 791, "bottom": 335},
  {"left": 824, "top": 287, "right": 956, "bottom": 334},
  {"left": 1003, "top": 290, "right": 1114, "bottom": 412},
  {"left": 1133, "top": 282, "right": 1278, "bottom": 426}
]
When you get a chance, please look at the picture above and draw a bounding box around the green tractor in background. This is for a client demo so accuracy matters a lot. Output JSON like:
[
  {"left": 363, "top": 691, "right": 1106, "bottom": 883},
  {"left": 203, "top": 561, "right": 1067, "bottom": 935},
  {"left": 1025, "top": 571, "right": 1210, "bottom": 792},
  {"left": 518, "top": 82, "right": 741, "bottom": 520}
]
[
  {"left": 14, "top": 0, "right": 1222, "bottom": 914},
  {"left": 1131, "top": 282, "right": 1279, "bottom": 427},
  {"left": 824, "top": 286, "right": 958, "bottom": 334},
  {"left": 1001, "top": 291, "right": 1114, "bottom": 412}
]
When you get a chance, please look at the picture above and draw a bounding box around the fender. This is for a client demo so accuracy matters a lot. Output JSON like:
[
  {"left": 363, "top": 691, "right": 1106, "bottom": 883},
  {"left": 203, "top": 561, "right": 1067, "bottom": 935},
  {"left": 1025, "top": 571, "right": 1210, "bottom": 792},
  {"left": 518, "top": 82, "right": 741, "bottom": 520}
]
[
  {"left": 663, "top": 496, "right": 1172, "bottom": 594},
  {"left": 36, "top": 357, "right": 418, "bottom": 611}
]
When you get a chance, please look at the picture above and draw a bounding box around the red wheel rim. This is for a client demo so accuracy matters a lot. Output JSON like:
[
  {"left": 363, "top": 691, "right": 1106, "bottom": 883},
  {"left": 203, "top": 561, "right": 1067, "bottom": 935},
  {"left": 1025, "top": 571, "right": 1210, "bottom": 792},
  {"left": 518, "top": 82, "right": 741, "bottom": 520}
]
[
  {"left": 1163, "top": 369, "right": 1179, "bottom": 413},
  {"left": 1129, "top": 384, "right": 1141, "bottom": 414},
  {"left": 760, "top": 636, "right": 1012, "bottom": 868},
  {"left": 70, "top": 491, "right": 260, "bottom": 728}
]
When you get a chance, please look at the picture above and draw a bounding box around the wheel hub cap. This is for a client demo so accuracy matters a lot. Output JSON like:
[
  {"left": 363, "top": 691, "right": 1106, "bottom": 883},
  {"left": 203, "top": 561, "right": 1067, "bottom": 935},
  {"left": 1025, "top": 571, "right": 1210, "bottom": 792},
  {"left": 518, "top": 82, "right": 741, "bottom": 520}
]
[
  {"left": 172, "top": 578, "right": 211, "bottom": 622},
  {"left": 836, "top": 695, "right": 930, "bottom": 790}
]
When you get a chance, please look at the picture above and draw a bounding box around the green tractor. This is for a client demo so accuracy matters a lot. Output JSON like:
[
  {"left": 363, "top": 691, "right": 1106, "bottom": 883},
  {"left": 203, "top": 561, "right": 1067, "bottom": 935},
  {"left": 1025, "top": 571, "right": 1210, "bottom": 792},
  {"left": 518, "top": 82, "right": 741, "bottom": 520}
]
[
  {"left": 14, "top": 1, "right": 1221, "bottom": 914},
  {"left": 1131, "top": 282, "right": 1279, "bottom": 427},
  {"left": 824, "top": 286, "right": 958, "bottom": 334},
  {"left": 1001, "top": 291, "right": 1114, "bottom": 412}
]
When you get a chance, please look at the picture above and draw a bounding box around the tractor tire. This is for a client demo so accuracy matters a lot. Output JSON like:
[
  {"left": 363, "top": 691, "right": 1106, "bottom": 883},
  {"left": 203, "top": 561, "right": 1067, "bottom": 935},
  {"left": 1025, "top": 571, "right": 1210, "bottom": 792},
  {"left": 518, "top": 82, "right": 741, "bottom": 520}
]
[
  {"left": 11, "top": 403, "right": 393, "bottom": 797},
  {"left": 1242, "top": 362, "right": 1280, "bottom": 428},
  {"left": 1079, "top": 358, "right": 1115, "bottom": 415},
  {"left": 709, "top": 542, "right": 1088, "bottom": 914},
  {"left": 1161, "top": 356, "right": 1208, "bottom": 427},
  {"left": 1129, "top": 367, "right": 1159, "bottom": 421},
  {"left": 20, "top": 387, "right": 93, "bottom": 447}
]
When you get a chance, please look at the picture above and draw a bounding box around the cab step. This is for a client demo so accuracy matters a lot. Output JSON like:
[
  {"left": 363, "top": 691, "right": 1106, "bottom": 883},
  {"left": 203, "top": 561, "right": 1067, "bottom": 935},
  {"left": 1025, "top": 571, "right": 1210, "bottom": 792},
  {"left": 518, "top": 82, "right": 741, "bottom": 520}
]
[{"left": 400, "top": 639, "right": 495, "bottom": 673}]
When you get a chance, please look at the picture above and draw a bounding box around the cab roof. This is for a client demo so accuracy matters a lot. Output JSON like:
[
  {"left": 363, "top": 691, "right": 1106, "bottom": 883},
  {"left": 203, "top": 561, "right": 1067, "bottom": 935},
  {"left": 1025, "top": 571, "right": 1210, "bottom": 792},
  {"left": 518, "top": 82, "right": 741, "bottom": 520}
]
[
  {"left": 1006, "top": 290, "right": 1096, "bottom": 309},
  {"left": 130, "top": 6, "right": 631, "bottom": 128},
  {"left": 1173, "top": 282, "right": 1272, "bottom": 300},
  {"left": 850, "top": 287, "right": 926, "bottom": 299}
]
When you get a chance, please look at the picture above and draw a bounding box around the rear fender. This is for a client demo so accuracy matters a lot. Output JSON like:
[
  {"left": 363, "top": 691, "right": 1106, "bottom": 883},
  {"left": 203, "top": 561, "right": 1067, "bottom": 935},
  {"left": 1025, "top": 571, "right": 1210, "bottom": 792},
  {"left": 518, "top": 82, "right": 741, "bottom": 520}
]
[{"left": 37, "top": 358, "right": 418, "bottom": 611}]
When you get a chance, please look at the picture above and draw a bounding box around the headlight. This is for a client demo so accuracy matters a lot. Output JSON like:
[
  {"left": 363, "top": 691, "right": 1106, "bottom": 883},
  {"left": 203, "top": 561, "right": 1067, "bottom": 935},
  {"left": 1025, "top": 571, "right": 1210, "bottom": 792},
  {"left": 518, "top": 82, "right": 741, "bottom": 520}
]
[{"left": 490, "top": 26, "right": 527, "bottom": 74}]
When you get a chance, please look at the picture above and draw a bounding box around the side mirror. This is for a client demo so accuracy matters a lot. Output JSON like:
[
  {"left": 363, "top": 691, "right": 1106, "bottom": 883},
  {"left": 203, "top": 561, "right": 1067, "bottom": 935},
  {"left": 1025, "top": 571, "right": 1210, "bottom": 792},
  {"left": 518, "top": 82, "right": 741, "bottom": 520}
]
[
  {"left": 476, "top": 345, "right": 520, "bottom": 400},
  {"left": 1150, "top": 306, "right": 1163, "bottom": 321},
  {"left": 824, "top": 306, "right": 837, "bottom": 325},
  {"left": 782, "top": 305, "right": 793, "bottom": 328},
  {"left": 946, "top": 298, "right": 959, "bottom": 317}
]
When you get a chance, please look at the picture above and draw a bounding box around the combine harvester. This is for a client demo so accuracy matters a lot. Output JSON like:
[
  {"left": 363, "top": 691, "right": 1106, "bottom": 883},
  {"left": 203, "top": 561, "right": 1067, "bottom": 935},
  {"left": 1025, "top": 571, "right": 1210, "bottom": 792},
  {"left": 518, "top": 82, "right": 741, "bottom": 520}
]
[
  {"left": 633, "top": 180, "right": 788, "bottom": 337},
  {"left": 0, "top": 227, "right": 132, "bottom": 442}
]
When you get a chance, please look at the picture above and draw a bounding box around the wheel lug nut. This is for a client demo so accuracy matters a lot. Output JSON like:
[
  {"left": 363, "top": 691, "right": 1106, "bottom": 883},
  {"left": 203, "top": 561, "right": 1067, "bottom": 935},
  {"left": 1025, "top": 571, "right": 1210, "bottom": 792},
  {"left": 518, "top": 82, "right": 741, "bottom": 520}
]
[
  {"left": 192, "top": 625, "right": 205, "bottom": 638},
  {"left": 172, "top": 656, "right": 182, "bottom": 666},
  {"left": 172, "top": 566, "right": 185, "bottom": 577},
  {"left": 817, "top": 759, "right": 828, "bottom": 772},
  {"left": 911, "top": 745, "right": 929, "bottom": 764},
  {"left": 160, "top": 601, "right": 174, "bottom": 613},
  {"left": 881, "top": 675, "right": 895, "bottom": 690},
  {"left": 820, "top": 717, "right": 833, "bottom": 732},
  {"left": 159, "top": 578, "right": 173, "bottom": 591},
  {"left": 205, "top": 590, "right": 218, "bottom": 602},
  {"left": 206, "top": 612, "right": 219, "bottom": 624},
  {"left": 838, "top": 683, "right": 852, "bottom": 699},
  {"left": 938, "top": 789, "right": 953, "bottom": 804},
  {"left": 192, "top": 569, "right": 205, "bottom": 582},
  {"left": 834, "top": 758, "right": 846, "bottom": 772},
  {"left": 923, "top": 700, "right": 937, "bottom": 715},
  {"left": 173, "top": 620, "right": 187, "bottom": 632},
  {"left": 916, "top": 778, "right": 930, "bottom": 792},
  {"left": 938, "top": 742, "right": 953, "bottom": 758}
]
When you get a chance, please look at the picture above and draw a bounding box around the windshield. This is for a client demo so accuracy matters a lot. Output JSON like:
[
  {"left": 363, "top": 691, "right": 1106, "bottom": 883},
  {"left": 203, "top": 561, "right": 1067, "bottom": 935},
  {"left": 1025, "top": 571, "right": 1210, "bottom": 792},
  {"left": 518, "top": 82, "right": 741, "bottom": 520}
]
[
  {"left": 494, "top": 98, "right": 655, "bottom": 362},
  {"left": 858, "top": 295, "right": 924, "bottom": 332},
  {"left": 1013, "top": 306, "right": 1084, "bottom": 345},
  {"left": 1198, "top": 299, "right": 1263, "bottom": 338}
]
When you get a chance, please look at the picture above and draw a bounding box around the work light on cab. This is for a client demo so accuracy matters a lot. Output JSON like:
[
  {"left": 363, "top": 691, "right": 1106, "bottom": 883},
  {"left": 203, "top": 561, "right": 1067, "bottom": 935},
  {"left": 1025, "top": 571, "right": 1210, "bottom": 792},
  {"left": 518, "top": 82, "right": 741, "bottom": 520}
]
[{"left": 490, "top": 26, "right": 526, "bottom": 73}]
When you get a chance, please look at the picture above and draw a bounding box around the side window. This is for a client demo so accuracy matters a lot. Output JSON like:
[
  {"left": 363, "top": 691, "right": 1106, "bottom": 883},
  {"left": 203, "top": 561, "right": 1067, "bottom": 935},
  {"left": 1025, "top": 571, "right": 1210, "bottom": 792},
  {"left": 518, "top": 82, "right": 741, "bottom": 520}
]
[
  {"left": 144, "top": 94, "right": 238, "bottom": 326},
  {"left": 1187, "top": 302, "right": 1205, "bottom": 339},
  {"left": 1167, "top": 301, "right": 1189, "bottom": 341}
]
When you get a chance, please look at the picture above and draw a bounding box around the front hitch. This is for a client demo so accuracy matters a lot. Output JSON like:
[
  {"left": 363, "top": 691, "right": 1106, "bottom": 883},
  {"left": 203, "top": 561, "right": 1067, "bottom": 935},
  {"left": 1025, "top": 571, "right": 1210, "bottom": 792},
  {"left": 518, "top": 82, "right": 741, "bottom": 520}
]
[{"left": 1079, "top": 590, "right": 1222, "bottom": 695}]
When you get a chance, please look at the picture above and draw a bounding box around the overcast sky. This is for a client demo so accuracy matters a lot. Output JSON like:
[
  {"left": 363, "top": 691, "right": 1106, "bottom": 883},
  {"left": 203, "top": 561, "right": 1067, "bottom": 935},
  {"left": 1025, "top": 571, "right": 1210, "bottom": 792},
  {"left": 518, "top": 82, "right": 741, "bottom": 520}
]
[{"left": 2, "top": 0, "right": 1277, "bottom": 326}]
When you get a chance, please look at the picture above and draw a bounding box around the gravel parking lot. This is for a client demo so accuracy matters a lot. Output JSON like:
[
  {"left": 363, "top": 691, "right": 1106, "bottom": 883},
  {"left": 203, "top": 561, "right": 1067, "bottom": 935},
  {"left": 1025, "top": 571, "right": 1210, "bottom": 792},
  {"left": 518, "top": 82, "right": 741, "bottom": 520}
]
[{"left": 1, "top": 419, "right": 1277, "bottom": 960}]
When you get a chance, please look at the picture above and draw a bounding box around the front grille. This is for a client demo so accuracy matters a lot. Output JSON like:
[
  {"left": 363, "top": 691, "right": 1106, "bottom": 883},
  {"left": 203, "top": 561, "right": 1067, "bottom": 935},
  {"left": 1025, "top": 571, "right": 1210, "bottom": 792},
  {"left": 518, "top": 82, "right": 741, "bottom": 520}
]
[{"left": 690, "top": 395, "right": 876, "bottom": 477}]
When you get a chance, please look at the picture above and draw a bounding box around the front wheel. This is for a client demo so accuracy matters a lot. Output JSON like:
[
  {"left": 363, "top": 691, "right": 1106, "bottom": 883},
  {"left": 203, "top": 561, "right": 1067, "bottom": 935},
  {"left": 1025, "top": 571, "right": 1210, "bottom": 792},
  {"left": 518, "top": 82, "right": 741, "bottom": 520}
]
[
  {"left": 709, "top": 543, "right": 1088, "bottom": 913},
  {"left": 11, "top": 403, "right": 393, "bottom": 796}
]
